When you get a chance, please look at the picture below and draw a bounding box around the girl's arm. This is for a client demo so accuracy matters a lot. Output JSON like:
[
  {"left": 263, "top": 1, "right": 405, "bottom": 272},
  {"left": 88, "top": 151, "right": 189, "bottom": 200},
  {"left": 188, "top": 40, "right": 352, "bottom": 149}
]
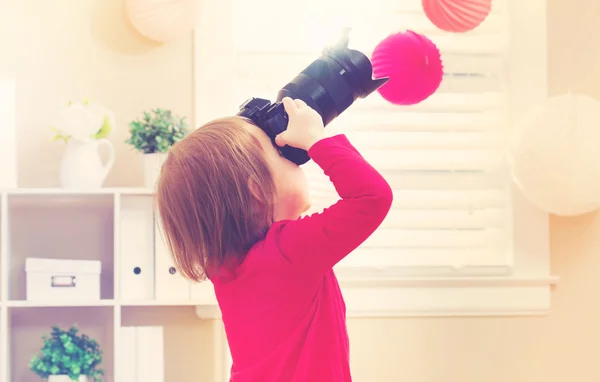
[{"left": 274, "top": 134, "right": 393, "bottom": 274}]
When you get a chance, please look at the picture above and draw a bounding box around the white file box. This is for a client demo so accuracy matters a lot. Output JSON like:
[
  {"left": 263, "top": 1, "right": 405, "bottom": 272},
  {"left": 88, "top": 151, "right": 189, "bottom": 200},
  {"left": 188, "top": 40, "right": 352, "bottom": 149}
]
[
  {"left": 120, "top": 326, "right": 164, "bottom": 382},
  {"left": 120, "top": 196, "right": 155, "bottom": 300},
  {"left": 26, "top": 258, "right": 101, "bottom": 301},
  {"left": 119, "top": 327, "right": 137, "bottom": 381},
  {"left": 136, "top": 326, "right": 165, "bottom": 382},
  {"left": 154, "top": 220, "right": 190, "bottom": 300}
]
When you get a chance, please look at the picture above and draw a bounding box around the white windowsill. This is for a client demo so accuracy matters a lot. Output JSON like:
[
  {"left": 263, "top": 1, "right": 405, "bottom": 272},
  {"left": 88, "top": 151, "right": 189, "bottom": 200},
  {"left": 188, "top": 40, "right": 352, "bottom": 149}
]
[
  {"left": 338, "top": 275, "right": 559, "bottom": 288},
  {"left": 338, "top": 275, "right": 558, "bottom": 318},
  {"left": 196, "top": 275, "right": 558, "bottom": 319}
]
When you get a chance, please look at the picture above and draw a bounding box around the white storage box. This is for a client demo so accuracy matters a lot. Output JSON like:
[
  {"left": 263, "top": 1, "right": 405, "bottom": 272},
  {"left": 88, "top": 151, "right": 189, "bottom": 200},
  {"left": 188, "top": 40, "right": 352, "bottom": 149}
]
[{"left": 25, "top": 258, "right": 101, "bottom": 301}]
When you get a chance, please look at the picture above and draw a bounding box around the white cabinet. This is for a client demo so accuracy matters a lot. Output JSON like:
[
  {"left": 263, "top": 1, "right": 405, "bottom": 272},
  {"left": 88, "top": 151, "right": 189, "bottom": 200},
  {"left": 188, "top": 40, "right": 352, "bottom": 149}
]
[{"left": 0, "top": 188, "right": 224, "bottom": 382}]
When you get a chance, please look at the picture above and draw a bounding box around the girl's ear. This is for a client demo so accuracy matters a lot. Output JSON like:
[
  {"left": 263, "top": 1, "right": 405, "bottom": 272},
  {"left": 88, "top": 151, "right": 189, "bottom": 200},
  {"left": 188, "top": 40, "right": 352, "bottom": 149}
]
[{"left": 247, "top": 178, "right": 264, "bottom": 203}]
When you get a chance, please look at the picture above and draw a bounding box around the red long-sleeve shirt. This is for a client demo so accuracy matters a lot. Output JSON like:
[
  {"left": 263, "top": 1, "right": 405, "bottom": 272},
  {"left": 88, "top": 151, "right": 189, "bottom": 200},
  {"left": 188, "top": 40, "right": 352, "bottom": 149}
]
[{"left": 212, "top": 134, "right": 393, "bottom": 382}]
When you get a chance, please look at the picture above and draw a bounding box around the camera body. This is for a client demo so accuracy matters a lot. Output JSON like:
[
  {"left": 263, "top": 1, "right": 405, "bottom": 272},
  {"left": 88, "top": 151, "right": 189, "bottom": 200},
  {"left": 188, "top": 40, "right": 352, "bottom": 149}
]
[
  {"left": 237, "top": 29, "right": 388, "bottom": 165},
  {"left": 237, "top": 97, "right": 312, "bottom": 164}
]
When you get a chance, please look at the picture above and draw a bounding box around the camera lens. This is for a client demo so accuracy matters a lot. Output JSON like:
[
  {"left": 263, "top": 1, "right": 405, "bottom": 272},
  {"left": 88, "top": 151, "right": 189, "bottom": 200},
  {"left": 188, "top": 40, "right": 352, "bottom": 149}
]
[
  {"left": 236, "top": 29, "right": 389, "bottom": 166},
  {"left": 276, "top": 35, "right": 388, "bottom": 126}
]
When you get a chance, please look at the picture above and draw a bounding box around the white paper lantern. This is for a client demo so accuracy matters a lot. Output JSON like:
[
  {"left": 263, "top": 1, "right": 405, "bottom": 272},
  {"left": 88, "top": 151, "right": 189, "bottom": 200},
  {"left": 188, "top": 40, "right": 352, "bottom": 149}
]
[
  {"left": 508, "top": 93, "right": 600, "bottom": 216},
  {"left": 125, "top": 0, "right": 200, "bottom": 42}
]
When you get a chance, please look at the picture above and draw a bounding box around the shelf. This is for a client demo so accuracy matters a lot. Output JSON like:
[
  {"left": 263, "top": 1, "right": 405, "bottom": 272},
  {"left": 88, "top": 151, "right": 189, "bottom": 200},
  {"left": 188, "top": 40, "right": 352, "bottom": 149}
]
[
  {"left": 7, "top": 194, "right": 115, "bottom": 300},
  {"left": 1, "top": 194, "right": 5, "bottom": 306},
  {"left": 6, "top": 299, "right": 116, "bottom": 308},
  {"left": 120, "top": 299, "right": 214, "bottom": 307},
  {"left": 0, "top": 299, "right": 217, "bottom": 308},
  {"left": 8, "top": 306, "right": 114, "bottom": 382},
  {"left": 0, "top": 305, "right": 6, "bottom": 382},
  {"left": 0, "top": 187, "right": 224, "bottom": 382},
  {"left": 8, "top": 193, "right": 114, "bottom": 208},
  {"left": 0, "top": 187, "right": 153, "bottom": 196}
]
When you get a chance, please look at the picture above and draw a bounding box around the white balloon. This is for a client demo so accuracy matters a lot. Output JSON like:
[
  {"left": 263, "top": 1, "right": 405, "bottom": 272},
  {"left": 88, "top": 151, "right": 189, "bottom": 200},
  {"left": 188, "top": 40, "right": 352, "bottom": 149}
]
[
  {"left": 508, "top": 93, "right": 600, "bottom": 216},
  {"left": 125, "top": 0, "right": 200, "bottom": 42}
]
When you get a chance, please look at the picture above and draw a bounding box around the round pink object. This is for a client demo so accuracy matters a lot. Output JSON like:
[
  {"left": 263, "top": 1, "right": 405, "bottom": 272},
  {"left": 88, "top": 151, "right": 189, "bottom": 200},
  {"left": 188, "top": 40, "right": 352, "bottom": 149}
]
[
  {"left": 371, "top": 30, "right": 443, "bottom": 105},
  {"left": 422, "top": 0, "right": 492, "bottom": 33}
]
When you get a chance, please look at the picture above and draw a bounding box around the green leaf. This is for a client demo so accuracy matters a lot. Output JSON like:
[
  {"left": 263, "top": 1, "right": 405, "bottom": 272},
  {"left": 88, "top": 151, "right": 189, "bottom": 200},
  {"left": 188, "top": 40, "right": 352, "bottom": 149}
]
[
  {"left": 124, "top": 108, "right": 190, "bottom": 154},
  {"left": 93, "top": 115, "right": 112, "bottom": 139},
  {"left": 28, "top": 324, "right": 104, "bottom": 381}
]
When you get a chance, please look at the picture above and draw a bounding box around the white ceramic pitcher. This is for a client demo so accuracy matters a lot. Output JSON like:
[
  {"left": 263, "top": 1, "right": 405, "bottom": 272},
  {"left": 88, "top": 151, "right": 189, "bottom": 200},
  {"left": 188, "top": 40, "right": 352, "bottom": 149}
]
[{"left": 59, "top": 138, "right": 115, "bottom": 189}]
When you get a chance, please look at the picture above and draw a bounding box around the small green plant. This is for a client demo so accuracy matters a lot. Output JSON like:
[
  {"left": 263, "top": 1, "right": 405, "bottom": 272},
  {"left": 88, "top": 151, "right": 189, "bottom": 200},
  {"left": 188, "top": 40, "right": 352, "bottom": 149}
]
[
  {"left": 125, "top": 108, "right": 189, "bottom": 154},
  {"left": 29, "top": 324, "right": 104, "bottom": 382}
]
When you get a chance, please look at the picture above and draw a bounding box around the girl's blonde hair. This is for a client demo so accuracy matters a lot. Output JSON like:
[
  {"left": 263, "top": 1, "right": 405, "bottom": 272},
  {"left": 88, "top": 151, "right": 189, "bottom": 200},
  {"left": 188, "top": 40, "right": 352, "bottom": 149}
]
[{"left": 155, "top": 117, "right": 276, "bottom": 281}]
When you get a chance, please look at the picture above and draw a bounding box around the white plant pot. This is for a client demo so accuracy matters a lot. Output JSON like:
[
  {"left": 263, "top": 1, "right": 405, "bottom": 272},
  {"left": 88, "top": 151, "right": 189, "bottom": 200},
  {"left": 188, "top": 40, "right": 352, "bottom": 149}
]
[
  {"left": 59, "top": 138, "right": 115, "bottom": 189},
  {"left": 143, "top": 152, "right": 167, "bottom": 188},
  {"left": 48, "top": 375, "right": 89, "bottom": 382}
]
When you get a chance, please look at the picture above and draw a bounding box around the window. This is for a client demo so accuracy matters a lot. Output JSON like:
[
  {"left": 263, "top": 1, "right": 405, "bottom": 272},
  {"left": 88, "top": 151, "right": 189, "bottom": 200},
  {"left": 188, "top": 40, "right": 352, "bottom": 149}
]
[{"left": 193, "top": 0, "right": 556, "bottom": 318}]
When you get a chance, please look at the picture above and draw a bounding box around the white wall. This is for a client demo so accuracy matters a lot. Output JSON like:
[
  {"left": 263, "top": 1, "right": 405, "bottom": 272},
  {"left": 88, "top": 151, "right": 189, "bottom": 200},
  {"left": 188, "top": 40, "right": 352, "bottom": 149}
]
[{"left": 0, "top": 0, "right": 193, "bottom": 188}]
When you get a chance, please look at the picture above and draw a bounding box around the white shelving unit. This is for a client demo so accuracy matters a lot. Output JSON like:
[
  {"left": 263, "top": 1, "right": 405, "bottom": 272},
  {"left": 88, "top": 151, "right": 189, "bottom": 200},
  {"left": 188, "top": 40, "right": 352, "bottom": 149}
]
[{"left": 0, "top": 188, "right": 226, "bottom": 382}]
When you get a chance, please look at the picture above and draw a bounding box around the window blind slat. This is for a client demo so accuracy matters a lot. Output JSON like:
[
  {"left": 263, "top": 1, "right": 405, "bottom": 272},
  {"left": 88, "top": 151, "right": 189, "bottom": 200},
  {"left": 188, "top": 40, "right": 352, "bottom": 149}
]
[
  {"left": 437, "top": 76, "right": 503, "bottom": 94},
  {"left": 345, "top": 131, "right": 500, "bottom": 149},
  {"left": 309, "top": 189, "right": 506, "bottom": 210},
  {"left": 388, "top": 189, "right": 506, "bottom": 209},
  {"left": 318, "top": 110, "right": 500, "bottom": 132},
  {"left": 357, "top": 92, "right": 505, "bottom": 112},
  {"left": 385, "top": 0, "right": 505, "bottom": 14},
  {"left": 235, "top": 51, "right": 503, "bottom": 77},
  {"left": 387, "top": 12, "right": 506, "bottom": 36},
  {"left": 302, "top": 163, "right": 507, "bottom": 191},
  {"left": 240, "top": 75, "right": 503, "bottom": 95},
  {"left": 359, "top": 149, "right": 505, "bottom": 171},
  {"left": 381, "top": 172, "right": 507, "bottom": 190},
  {"left": 441, "top": 52, "right": 504, "bottom": 76},
  {"left": 380, "top": 209, "right": 505, "bottom": 229},
  {"left": 341, "top": 248, "right": 506, "bottom": 268},
  {"left": 362, "top": 228, "right": 505, "bottom": 248},
  {"left": 235, "top": 59, "right": 503, "bottom": 95}
]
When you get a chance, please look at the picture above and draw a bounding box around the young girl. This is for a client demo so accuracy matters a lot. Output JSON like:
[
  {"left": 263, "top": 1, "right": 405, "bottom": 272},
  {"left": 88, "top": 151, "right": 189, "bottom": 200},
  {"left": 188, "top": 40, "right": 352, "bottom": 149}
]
[{"left": 155, "top": 97, "right": 393, "bottom": 381}]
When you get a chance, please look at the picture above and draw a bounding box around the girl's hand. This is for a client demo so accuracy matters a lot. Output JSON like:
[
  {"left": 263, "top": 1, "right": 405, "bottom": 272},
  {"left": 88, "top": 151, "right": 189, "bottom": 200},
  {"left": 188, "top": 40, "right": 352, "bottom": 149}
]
[{"left": 275, "top": 97, "right": 325, "bottom": 151}]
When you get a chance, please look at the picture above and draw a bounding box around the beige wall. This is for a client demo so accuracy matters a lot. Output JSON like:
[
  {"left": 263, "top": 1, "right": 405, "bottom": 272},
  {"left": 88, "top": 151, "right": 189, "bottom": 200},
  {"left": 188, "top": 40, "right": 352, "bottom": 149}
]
[
  {"left": 3, "top": 0, "right": 600, "bottom": 381},
  {"left": 350, "top": 1, "right": 600, "bottom": 381},
  {"left": 1, "top": 0, "right": 193, "bottom": 188}
]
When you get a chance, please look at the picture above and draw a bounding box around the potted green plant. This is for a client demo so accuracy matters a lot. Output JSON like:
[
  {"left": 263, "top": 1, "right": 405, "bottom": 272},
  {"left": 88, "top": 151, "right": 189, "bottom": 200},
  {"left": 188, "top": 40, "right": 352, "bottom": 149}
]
[
  {"left": 29, "top": 324, "right": 104, "bottom": 382},
  {"left": 125, "top": 108, "right": 189, "bottom": 187}
]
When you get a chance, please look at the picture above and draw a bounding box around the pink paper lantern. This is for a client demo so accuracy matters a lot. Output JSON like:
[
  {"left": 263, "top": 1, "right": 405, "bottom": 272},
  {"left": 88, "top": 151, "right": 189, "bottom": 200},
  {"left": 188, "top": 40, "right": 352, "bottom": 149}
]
[
  {"left": 371, "top": 30, "right": 443, "bottom": 105},
  {"left": 125, "top": 0, "right": 200, "bottom": 42},
  {"left": 422, "top": 0, "right": 492, "bottom": 33}
]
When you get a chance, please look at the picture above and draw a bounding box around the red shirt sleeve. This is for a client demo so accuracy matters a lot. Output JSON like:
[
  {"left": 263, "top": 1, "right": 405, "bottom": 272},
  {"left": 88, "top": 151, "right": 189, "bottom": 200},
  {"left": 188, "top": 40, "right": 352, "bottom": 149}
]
[{"left": 273, "top": 134, "right": 393, "bottom": 274}]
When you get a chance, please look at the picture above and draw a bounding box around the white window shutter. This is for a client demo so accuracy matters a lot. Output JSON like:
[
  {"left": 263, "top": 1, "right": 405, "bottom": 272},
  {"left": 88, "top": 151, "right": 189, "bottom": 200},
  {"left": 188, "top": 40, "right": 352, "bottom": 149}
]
[{"left": 231, "top": 0, "right": 513, "bottom": 277}]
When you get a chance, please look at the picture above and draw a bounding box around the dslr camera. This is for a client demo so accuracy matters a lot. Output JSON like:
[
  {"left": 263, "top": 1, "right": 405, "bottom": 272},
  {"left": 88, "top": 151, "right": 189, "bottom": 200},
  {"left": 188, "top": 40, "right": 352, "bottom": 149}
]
[{"left": 237, "top": 29, "right": 388, "bottom": 165}]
